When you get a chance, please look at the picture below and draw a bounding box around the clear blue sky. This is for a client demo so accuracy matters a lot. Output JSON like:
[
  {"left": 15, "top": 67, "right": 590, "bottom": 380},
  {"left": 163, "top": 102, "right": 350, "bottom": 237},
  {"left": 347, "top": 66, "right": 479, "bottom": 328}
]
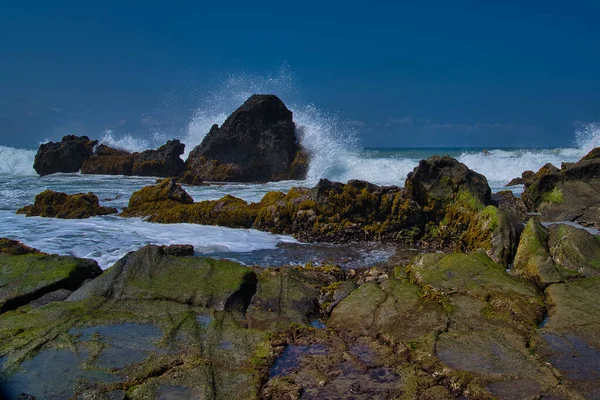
[{"left": 1, "top": 0, "right": 599, "bottom": 148}]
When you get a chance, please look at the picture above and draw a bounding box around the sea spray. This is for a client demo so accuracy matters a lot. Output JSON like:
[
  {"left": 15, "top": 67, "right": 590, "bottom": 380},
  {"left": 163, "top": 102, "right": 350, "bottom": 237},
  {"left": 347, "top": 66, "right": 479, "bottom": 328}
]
[
  {"left": 99, "top": 130, "right": 152, "bottom": 153},
  {"left": 0, "top": 146, "right": 37, "bottom": 176}
]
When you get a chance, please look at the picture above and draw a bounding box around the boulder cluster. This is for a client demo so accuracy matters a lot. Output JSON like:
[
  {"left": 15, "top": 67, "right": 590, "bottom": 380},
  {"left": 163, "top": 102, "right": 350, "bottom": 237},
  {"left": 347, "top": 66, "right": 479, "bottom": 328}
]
[
  {"left": 119, "top": 155, "right": 520, "bottom": 266},
  {"left": 33, "top": 95, "right": 309, "bottom": 183}
]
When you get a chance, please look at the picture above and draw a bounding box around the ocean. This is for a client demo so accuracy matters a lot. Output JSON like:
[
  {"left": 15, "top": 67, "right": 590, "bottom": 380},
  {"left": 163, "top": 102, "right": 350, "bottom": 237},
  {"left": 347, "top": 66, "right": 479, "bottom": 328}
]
[{"left": 2, "top": 72, "right": 599, "bottom": 270}]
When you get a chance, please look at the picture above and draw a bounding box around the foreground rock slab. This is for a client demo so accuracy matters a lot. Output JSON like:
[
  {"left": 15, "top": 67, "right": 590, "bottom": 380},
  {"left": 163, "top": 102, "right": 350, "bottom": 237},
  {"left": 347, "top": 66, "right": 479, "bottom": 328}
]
[
  {"left": 0, "top": 240, "right": 101, "bottom": 312},
  {"left": 0, "top": 243, "right": 597, "bottom": 398}
]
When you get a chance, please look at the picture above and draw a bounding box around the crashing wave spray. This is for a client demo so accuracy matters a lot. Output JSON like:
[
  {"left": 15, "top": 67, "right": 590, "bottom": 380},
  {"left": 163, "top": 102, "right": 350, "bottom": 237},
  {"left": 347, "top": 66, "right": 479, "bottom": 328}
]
[
  {"left": 98, "top": 130, "right": 152, "bottom": 153},
  {"left": 179, "top": 67, "right": 413, "bottom": 185},
  {"left": 180, "top": 66, "right": 297, "bottom": 158},
  {"left": 574, "top": 122, "right": 600, "bottom": 156},
  {"left": 0, "top": 146, "right": 37, "bottom": 176}
]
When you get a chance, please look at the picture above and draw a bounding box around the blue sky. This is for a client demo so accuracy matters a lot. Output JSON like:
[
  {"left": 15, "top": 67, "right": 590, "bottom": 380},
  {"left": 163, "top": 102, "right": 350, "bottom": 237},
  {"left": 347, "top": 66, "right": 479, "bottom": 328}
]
[{"left": 1, "top": 0, "right": 599, "bottom": 148}]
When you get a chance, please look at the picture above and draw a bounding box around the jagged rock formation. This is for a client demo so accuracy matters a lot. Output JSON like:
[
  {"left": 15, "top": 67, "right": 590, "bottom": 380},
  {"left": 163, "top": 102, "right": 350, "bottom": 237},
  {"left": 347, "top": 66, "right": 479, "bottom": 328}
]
[
  {"left": 33, "top": 135, "right": 97, "bottom": 176},
  {"left": 185, "top": 94, "right": 309, "bottom": 182}
]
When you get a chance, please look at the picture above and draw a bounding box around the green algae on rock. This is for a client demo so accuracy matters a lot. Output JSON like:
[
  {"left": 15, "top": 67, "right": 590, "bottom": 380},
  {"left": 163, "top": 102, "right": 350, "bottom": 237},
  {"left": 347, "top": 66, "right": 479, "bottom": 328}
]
[
  {"left": 120, "top": 178, "right": 258, "bottom": 228},
  {"left": 328, "top": 279, "right": 448, "bottom": 341},
  {"left": 17, "top": 190, "right": 118, "bottom": 219},
  {"left": 0, "top": 244, "right": 101, "bottom": 313},
  {"left": 68, "top": 245, "right": 257, "bottom": 311},
  {"left": 510, "top": 218, "right": 575, "bottom": 287}
]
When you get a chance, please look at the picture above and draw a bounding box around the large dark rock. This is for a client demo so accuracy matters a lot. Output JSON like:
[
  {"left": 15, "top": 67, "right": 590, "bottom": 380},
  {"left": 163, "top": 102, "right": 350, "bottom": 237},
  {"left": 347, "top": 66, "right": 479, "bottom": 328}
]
[
  {"left": 17, "top": 190, "right": 117, "bottom": 219},
  {"left": 185, "top": 94, "right": 308, "bottom": 182},
  {"left": 33, "top": 135, "right": 98, "bottom": 176},
  {"left": 522, "top": 148, "right": 600, "bottom": 228},
  {"left": 81, "top": 140, "right": 185, "bottom": 177}
]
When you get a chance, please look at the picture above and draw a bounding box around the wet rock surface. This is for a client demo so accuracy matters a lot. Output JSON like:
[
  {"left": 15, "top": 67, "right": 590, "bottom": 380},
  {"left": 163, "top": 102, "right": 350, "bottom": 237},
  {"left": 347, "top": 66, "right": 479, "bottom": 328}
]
[
  {"left": 0, "top": 238, "right": 598, "bottom": 399},
  {"left": 16, "top": 190, "right": 118, "bottom": 219},
  {"left": 33, "top": 135, "right": 97, "bottom": 176}
]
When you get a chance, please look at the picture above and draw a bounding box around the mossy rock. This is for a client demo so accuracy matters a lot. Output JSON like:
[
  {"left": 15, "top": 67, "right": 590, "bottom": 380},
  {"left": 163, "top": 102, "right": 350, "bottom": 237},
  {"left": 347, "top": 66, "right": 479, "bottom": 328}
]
[
  {"left": 409, "top": 253, "right": 544, "bottom": 333},
  {"left": 16, "top": 190, "right": 117, "bottom": 219},
  {"left": 328, "top": 279, "right": 447, "bottom": 341},
  {"left": 0, "top": 252, "right": 101, "bottom": 313},
  {"left": 0, "top": 238, "right": 41, "bottom": 256},
  {"left": 462, "top": 205, "right": 522, "bottom": 266},
  {"left": 542, "top": 277, "right": 600, "bottom": 346},
  {"left": 68, "top": 245, "right": 257, "bottom": 312},
  {"left": 120, "top": 178, "right": 194, "bottom": 218},
  {"left": 537, "top": 278, "right": 600, "bottom": 397},
  {"left": 121, "top": 179, "right": 257, "bottom": 228},
  {"left": 548, "top": 224, "right": 600, "bottom": 277},
  {"left": 511, "top": 218, "right": 576, "bottom": 287},
  {"left": 0, "top": 297, "right": 271, "bottom": 399}
]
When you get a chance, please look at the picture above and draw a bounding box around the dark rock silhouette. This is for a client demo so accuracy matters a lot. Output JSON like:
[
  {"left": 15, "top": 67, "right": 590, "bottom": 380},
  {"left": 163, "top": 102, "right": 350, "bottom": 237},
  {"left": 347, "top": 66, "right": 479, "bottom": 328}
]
[
  {"left": 185, "top": 94, "right": 308, "bottom": 182},
  {"left": 33, "top": 135, "right": 97, "bottom": 176}
]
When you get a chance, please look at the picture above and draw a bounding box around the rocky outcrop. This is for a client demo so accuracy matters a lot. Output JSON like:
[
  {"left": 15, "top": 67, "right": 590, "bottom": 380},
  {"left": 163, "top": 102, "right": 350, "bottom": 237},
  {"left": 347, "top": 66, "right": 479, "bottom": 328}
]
[
  {"left": 17, "top": 190, "right": 117, "bottom": 219},
  {"left": 121, "top": 157, "right": 522, "bottom": 265},
  {"left": 120, "top": 178, "right": 257, "bottom": 228},
  {"left": 33, "top": 135, "right": 97, "bottom": 176},
  {"left": 0, "top": 242, "right": 101, "bottom": 312},
  {"left": 185, "top": 95, "right": 308, "bottom": 182},
  {"left": 522, "top": 148, "right": 600, "bottom": 228},
  {"left": 81, "top": 140, "right": 185, "bottom": 177}
]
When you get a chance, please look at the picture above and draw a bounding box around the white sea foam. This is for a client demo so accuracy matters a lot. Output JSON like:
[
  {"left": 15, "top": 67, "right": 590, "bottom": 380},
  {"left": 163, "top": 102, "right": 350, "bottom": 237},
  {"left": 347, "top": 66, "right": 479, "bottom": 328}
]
[
  {"left": 0, "top": 146, "right": 37, "bottom": 176},
  {"left": 0, "top": 211, "right": 297, "bottom": 269},
  {"left": 99, "top": 130, "right": 151, "bottom": 153}
]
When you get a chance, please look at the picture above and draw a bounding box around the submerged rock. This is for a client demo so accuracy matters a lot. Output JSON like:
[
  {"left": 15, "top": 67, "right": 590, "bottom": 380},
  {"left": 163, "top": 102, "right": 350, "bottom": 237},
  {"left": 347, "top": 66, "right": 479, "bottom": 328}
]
[
  {"left": 0, "top": 245, "right": 101, "bottom": 312},
  {"left": 81, "top": 140, "right": 186, "bottom": 177},
  {"left": 17, "top": 190, "right": 118, "bottom": 219},
  {"left": 33, "top": 135, "right": 97, "bottom": 176},
  {"left": 185, "top": 94, "right": 308, "bottom": 182}
]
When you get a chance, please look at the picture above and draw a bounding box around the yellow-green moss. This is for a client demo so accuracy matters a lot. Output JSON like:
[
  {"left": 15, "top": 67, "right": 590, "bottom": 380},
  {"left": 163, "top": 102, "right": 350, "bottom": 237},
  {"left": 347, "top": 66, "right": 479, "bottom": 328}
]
[{"left": 542, "top": 186, "right": 564, "bottom": 204}]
